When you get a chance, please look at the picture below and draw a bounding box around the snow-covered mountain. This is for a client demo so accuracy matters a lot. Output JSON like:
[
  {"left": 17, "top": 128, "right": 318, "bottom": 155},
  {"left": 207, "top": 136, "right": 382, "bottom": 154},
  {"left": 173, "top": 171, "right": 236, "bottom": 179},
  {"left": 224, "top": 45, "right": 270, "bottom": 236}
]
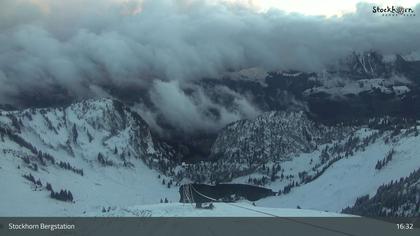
[
  {"left": 221, "top": 114, "right": 420, "bottom": 215},
  {"left": 1, "top": 51, "right": 420, "bottom": 217},
  {"left": 196, "top": 52, "right": 420, "bottom": 125},
  {"left": 0, "top": 98, "right": 180, "bottom": 216},
  {"left": 211, "top": 111, "right": 351, "bottom": 164},
  {"left": 1, "top": 97, "right": 420, "bottom": 217}
]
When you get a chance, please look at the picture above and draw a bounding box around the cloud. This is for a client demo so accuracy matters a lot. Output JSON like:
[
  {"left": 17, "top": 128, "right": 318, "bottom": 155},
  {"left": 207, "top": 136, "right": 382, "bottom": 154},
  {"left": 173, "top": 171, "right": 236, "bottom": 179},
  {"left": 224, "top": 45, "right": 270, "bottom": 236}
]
[
  {"left": 0, "top": 0, "right": 419, "bottom": 131},
  {"left": 147, "top": 80, "right": 259, "bottom": 134}
]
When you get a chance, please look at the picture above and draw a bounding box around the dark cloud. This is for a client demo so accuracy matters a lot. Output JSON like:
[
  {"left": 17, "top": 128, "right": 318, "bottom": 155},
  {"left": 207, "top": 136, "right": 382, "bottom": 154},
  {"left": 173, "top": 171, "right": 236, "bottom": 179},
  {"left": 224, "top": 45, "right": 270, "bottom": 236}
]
[{"left": 1, "top": 0, "right": 419, "bottom": 132}]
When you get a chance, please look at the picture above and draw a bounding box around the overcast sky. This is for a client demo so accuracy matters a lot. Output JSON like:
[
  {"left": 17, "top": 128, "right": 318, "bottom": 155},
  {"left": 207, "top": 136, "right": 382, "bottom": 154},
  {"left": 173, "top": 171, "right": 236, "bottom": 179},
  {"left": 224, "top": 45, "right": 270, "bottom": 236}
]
[
  {"left": 1, "top": 0, "right": 420, "bottom": 132},
  {"left": 190, "top": 0, "right": 419, "bottom": 17},
  {"left": 29, "top": 0, "right": 420, "bottom": 16}
]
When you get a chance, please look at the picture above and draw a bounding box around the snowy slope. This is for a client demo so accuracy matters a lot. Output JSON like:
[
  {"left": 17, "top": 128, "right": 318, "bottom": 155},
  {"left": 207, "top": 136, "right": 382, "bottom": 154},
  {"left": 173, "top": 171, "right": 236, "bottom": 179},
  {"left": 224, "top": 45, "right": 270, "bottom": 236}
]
[
  {"left": 92, "top": 202, "right": 348, "bottom": 217},
  {"left": 218, "top": 111, "right": 420, "bottom": 214},
  {"left": 251, "top": 128, "right": 420, "bottom": 212},
  {"left": 0, "top": 99, "right": 179, "bottom": 216},
  {"left": 303, "top": 77, "right": 411, "bottom": 98},
  {"left": 0, "top": 152, "right": 178, "bottom": 216}
]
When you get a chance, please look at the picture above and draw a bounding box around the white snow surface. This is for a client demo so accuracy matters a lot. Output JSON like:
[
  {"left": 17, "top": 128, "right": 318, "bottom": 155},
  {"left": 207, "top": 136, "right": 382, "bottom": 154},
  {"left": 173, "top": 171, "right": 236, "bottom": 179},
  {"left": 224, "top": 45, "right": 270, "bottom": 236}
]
[
  {"left": 0, "top": 152, "right": 178, "bottom": 216},
  {"left": 91, "top": 202, "right": 348, "bottom": 217}
]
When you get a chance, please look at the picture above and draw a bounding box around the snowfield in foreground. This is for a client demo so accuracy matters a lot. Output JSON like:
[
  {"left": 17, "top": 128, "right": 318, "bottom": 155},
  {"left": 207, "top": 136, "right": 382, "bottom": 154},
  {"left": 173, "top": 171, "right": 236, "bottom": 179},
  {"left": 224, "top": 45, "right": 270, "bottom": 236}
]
[{"left": 90, "top": 202, "right": 350, "bottom": 217}]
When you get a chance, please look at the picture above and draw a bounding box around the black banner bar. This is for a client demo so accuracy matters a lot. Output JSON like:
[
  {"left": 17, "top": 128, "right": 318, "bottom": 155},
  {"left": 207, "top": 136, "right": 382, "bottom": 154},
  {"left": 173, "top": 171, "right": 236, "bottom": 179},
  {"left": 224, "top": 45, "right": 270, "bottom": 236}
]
[{"left": 0, "top": 217, "right": 419, "bottom": 236}]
